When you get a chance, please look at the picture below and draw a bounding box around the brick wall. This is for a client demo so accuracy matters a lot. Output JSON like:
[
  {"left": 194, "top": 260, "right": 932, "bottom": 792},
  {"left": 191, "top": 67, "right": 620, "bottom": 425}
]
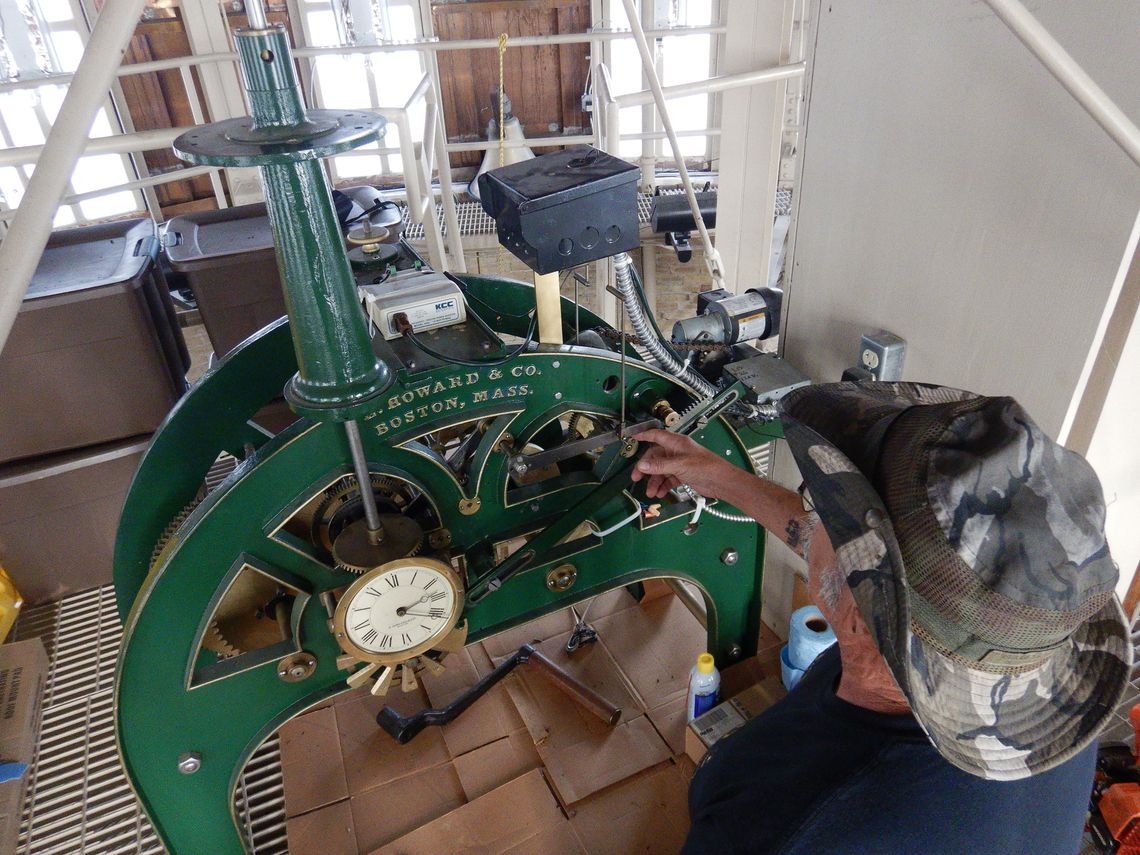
[
  {"left": 632, "top": 244, "right": 715, "bottom": 330},
  {"left": 460, "top": 241, "right": 714, "bottom": 334}
]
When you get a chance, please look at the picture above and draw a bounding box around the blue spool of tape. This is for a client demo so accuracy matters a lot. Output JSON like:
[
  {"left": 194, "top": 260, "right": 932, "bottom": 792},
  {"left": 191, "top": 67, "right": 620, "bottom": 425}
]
[
  {"left": 780, "top": 645, "right": 805, "bottom": 691},
  {"left": 787, "top": 605, "right": 837, "bottom": 672}
]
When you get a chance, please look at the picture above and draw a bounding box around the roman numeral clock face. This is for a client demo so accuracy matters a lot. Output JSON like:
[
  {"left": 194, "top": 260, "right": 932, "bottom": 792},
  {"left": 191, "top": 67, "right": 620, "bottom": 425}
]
[{"left": 333, "top": 558, "right": 462, "bottom": 665}]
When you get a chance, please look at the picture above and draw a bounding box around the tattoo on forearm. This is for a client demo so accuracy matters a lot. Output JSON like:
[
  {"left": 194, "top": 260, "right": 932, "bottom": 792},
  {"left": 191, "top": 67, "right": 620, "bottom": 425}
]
[
  {"left": 785, "top": 519, "right": 803, "bottom": 550},
  {"left": 784, "top": 512, "right": 819, "bottom": 559}
]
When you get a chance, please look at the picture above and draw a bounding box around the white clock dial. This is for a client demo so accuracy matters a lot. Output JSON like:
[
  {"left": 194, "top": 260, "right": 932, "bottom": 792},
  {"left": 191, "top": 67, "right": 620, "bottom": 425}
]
[{"left": 334, "top": 557, "right": 461, "bottom": 665}]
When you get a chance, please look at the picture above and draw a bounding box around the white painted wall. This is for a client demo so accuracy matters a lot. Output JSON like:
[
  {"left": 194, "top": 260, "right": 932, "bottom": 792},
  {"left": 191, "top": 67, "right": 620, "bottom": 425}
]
[
  {"left": 785, "top": 0, "right": 1140, "bottom": 430},
  {"left": 761, "top": 0, "right": 1140, "bottom": 635}
]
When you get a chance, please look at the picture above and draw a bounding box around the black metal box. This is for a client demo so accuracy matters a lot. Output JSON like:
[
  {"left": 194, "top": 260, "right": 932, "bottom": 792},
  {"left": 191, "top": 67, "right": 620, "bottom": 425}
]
[{"left": 477, "top": 146, "right": 639, "bottom": 274}]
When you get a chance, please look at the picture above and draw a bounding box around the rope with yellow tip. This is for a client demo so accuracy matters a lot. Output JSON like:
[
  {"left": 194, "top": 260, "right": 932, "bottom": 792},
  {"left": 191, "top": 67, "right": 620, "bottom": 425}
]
[{"left": 497, "top": 32, "right": 508, "bottom": 274}]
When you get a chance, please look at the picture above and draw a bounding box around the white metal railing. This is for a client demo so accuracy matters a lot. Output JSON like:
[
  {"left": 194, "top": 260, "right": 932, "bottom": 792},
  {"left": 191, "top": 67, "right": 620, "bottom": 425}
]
[
  {"left": 0, "top": 23, "right": 731, "bottom": 229},
  {"left": 0, "top": 26, "right": 728, "bottom": 95},
  {"left": 373, "top": 73, "right": 463, "bottom": 271}
]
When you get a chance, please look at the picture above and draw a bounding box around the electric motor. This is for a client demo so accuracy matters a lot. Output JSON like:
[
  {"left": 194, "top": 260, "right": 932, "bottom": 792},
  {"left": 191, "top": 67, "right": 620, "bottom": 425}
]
[{"left": 672, "top": 286, "right": 783, "bottom": 346}]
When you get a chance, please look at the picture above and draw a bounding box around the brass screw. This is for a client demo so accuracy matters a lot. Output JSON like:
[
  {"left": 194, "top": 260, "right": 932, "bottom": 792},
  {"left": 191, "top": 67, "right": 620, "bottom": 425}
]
[
  {"left": 545, "top": 564, "right": 578, "bottom": 592},
  {"left": 458, "top": 497, "right": 481, "bottom": 515},
  {"left": 429, "top": 529, "right": 452, "bottom": 549}
]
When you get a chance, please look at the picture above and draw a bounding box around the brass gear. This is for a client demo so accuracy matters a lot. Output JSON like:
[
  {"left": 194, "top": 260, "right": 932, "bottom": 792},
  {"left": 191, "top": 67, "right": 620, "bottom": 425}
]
[
  {"left": 331, "top": 513, "right": 424, "bottom": 574},
  {"left": 148, "top": 497, "right": 203, "bottom": 572},
  {"left": 201, "top": 622, "right": 240, "bottom": 659},
  {"left": 203, "top": 570, "right": 290, "bottom": 656},
  {"left": 311, "top": 474, "right": 411, "bottom": 553}
]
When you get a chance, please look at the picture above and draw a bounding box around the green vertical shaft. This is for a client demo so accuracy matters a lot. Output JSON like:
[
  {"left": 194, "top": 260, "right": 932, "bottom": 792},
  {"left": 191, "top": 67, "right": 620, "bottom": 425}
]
[{"left": 233, "top": 26, "right": 388, "bottom": 417}]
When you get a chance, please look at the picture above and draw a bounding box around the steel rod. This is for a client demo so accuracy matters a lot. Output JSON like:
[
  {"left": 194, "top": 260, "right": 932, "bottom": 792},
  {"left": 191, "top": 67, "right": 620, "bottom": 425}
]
[
  {"left": 620, "top": 0, "right": 724, "bottom": 287},
  {"left": 343, "top": 420, "right": 384, "bottom": 540},
  {"left": 667, "top": 579, "right": 709, "bottom": 628},
  {"left": 525, "top": 647, "right": 622, "bottom": 725},
  {"left": 245, "top": 0, "right": 269, "bottom": 30},
  {"left": 983, "top": 0, "right": 1140, "bottom": 169},
  {"left": 0, "top": 0, "right": 148, "bottom": 358},
  {"left": 614, "top": 64, "right": 805, "bottom": 108}
]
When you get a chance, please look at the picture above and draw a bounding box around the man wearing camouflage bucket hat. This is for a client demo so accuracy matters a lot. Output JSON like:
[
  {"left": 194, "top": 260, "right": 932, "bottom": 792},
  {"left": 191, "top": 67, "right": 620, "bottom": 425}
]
[{"left": 631, "top": 381, "right": 1130, "bottom": 854}]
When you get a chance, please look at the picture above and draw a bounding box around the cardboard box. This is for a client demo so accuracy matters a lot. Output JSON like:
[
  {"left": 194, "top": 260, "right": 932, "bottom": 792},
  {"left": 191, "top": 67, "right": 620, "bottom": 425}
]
[
  {"left": 0, "top": 639, "right": 48, "bottom": 855},
  {"left": 684, "top": 676, "right": 786, "bottom": 764}
]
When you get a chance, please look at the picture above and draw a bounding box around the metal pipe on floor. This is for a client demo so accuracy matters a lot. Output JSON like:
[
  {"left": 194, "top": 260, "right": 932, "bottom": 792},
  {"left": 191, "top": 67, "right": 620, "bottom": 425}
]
[
  {"left": 667, "top": 579, "right": 709, "bottom": 629},
  {"left": 0, "top": 0, "right": 148, "bottom": 358}
]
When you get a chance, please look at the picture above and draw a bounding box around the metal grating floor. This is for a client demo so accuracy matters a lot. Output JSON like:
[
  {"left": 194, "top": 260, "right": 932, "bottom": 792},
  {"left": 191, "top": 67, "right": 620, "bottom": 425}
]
[{"left": 13, "top": 585, "right": 288, "bottom": 855}]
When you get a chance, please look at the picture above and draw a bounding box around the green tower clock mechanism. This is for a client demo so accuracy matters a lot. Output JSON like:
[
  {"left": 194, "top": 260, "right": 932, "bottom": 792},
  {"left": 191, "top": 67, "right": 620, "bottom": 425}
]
[{"left": 112, "top": 22, "right": 791, "bottom": 855}]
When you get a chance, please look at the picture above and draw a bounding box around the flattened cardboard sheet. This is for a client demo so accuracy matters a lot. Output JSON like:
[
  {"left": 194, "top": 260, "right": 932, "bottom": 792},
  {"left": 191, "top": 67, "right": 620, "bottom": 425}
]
[
  {"left": 504, "top": 631, "right": 669, "bottom": 805},
  {"left": 285, "top": 799, "right": 357, "bottom": 855},
  {"left": 594, "top": 595, "right": 707, "bottom": 711},
  {"left": 481, "top": 608, "right": 576, "bottom": 661},
  {"left": 646, "top": 694, "right": 689, "bottom": 756},
  {"left": 452, "top": 729, "right": 541, "bottom": 801},
  {"left": 350, "top": 762, "right": 466, "bottom": 852},
  {"left": 568, "top": 760, "right": 692, "bottom": 855},
  {"left": 370, "top": 769, "right": 567, "bottom": 855},
  {"left": 279, "top": 706, "right": 348, "bottom": 817},
  {"left": 334, "top": 683, "right": 451, "bottom": 795}
]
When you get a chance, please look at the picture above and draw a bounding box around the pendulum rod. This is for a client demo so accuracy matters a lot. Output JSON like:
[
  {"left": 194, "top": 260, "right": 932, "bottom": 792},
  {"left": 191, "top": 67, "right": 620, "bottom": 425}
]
[{"left": 344, "top": 420, "right": 384, "bottom": 544}]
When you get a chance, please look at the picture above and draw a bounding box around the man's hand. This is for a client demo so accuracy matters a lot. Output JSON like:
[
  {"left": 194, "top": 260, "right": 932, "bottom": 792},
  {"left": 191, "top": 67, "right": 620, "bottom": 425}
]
[{"left": 630, "top": 429, "right": 736, "bottom": 499}]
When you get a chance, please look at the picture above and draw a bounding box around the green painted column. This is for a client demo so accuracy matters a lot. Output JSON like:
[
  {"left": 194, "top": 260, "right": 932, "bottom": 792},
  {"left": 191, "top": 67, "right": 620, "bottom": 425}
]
[{"left": 173, "top": 25, "right": 390, "bottom": 420}]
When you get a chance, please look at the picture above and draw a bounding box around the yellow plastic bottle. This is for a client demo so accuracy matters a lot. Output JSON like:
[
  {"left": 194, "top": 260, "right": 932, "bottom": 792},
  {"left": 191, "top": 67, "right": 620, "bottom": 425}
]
[{"left": 0, "top": 566, "right": 23, "bottom": 642}]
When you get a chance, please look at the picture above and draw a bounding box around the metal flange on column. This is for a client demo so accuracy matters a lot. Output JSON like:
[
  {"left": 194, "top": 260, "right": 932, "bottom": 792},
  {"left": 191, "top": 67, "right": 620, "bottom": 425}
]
[{"left": 174, "top": 23, "right": 389, "bottom": 419}]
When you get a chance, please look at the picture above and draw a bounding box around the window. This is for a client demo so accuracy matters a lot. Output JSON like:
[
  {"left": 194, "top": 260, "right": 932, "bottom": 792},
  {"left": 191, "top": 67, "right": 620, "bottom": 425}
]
[
  {"left": 293, "top": 0, "right": 427, "bottom": 181},
  {"left": 0, "top": 0, "right": 143, "bottom": 226},
  {"left": 605, "top": 0, "right": 716, "bottom": 162}
]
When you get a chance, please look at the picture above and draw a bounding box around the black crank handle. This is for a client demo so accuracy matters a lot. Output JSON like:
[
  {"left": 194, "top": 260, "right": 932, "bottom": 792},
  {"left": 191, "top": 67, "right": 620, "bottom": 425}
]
[
  {"left": 376, "top": 647, "right": 527, "bottom": 743},
  {"left": 375, "top": 643, "right": 621, "bottom": 744}
]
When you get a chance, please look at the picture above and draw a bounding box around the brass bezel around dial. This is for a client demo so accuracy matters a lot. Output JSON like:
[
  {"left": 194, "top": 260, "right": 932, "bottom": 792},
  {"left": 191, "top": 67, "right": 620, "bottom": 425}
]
[{"left": 332, "top": 557, "right": 463, "bottom": 666}]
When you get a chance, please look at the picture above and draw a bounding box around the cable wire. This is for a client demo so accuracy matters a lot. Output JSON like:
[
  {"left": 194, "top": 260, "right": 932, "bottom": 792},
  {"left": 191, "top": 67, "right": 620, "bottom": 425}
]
[{"left": 400, "top": 310, "right": 537, "bottom": 368}]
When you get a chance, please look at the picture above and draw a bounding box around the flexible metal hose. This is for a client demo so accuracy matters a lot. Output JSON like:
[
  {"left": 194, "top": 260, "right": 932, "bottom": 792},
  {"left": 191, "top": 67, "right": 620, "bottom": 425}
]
[
  {"left": 612, "top": 253, "right": 717, "bottom": 397},
  {"left": 676, "top": 484, "right": 754, "bottom": 524}
]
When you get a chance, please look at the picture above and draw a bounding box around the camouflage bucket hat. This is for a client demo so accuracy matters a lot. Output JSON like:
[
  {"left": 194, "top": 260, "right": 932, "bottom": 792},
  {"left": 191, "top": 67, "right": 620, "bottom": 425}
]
[{"left": 777, "top": 381, "right": 1131, "bottom": 781}]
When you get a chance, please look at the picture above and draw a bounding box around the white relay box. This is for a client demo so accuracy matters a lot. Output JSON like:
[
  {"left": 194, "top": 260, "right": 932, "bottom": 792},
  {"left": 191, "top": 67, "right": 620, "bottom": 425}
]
[{"left": 361, "top": 272, "right": 467, "bottom": 340}]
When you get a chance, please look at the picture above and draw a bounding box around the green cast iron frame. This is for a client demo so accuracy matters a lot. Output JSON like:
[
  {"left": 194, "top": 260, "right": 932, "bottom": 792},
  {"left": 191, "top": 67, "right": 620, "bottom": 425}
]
[
  {"left": 111, "top": 22, "right": 782, "bottom": 855},
  {"left": 113, "top": 282, "right": 779, "bottom": 854}
]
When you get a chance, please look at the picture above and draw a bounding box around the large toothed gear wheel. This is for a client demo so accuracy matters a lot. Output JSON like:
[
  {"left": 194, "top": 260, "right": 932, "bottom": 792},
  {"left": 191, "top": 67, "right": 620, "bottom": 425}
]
[
  {"left": 204, "top": 570, "right": 291, "bottom": 656},
  {"left": 330, "top": 513, "right": 425, "bottom": 574},
  {"left": 310, "top": 474, "right": 413, "bottom": 552}
]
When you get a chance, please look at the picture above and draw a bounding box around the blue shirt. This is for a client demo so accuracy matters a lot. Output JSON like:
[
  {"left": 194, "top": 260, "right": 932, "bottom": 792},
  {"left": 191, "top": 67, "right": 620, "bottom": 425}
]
[{"left": 683, "top": 644, "right": 1094, "bottom": 855}]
